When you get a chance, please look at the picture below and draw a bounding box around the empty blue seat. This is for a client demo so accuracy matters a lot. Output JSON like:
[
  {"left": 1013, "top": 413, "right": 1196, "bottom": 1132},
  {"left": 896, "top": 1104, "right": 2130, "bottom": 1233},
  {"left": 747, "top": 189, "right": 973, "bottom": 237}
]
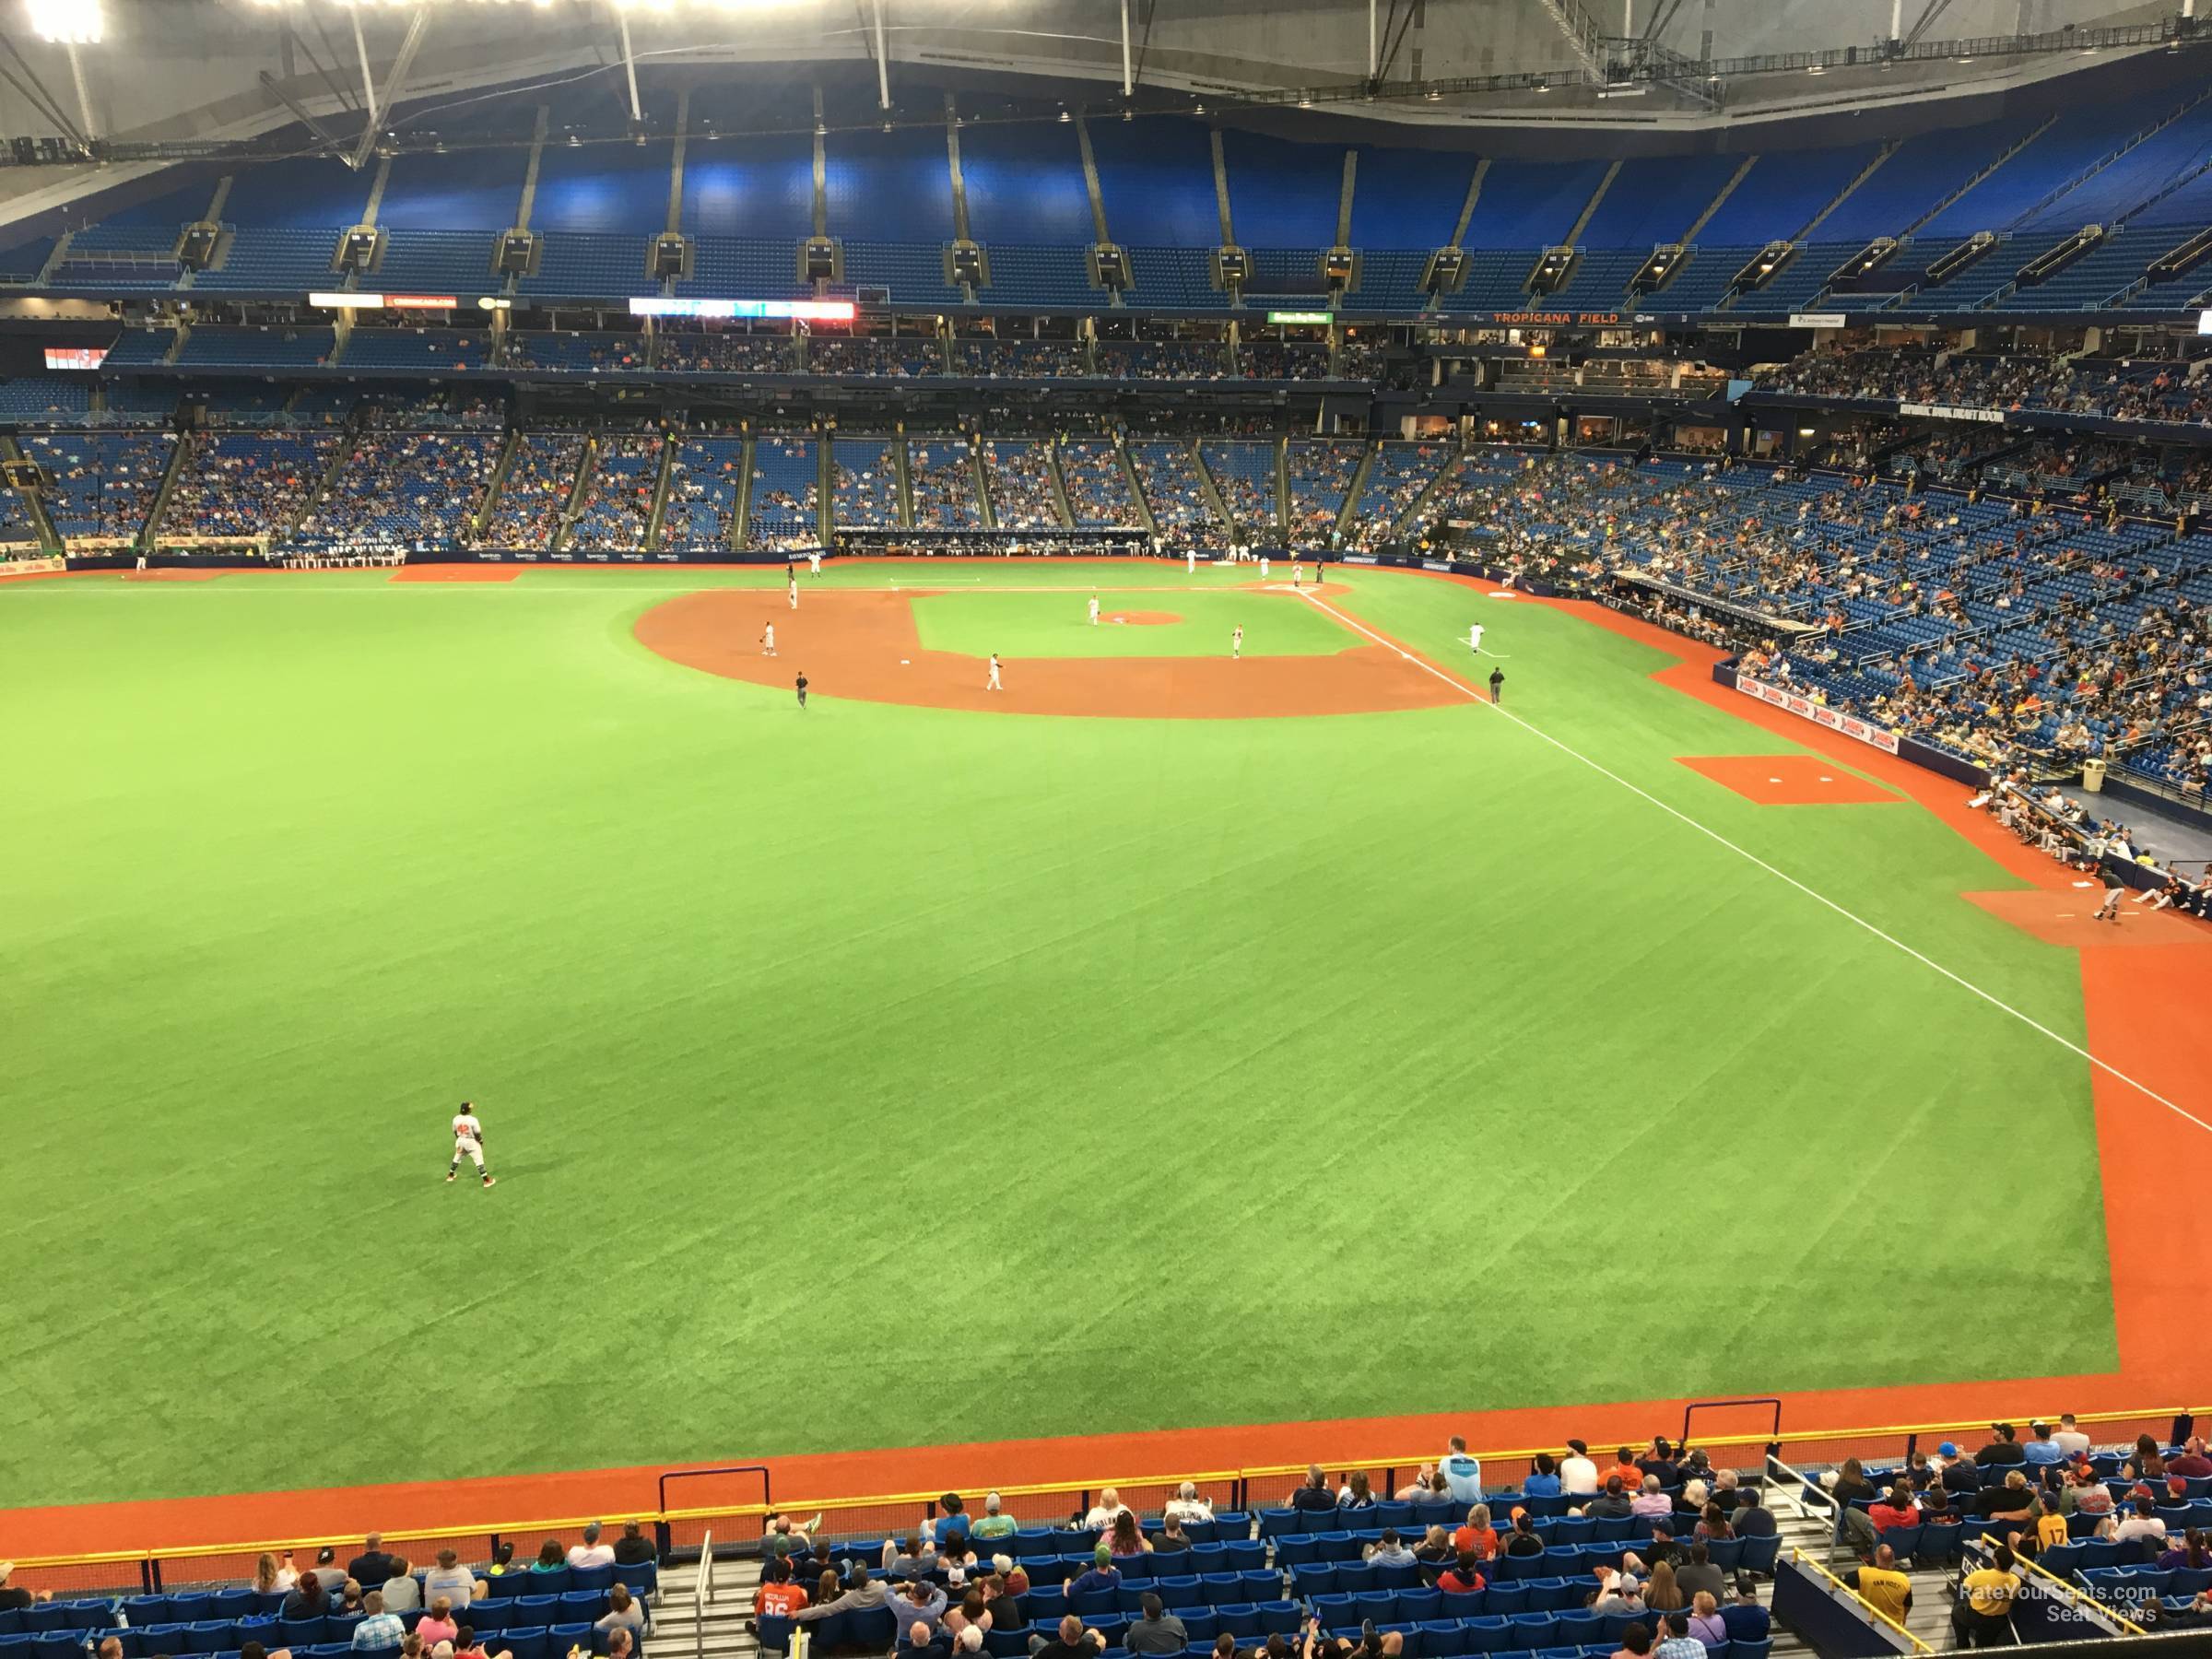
[
  {"left": 557, "top": 1594, "right": 604, "bottom": 1623},
  {"left": 1352, "top": 1594, "right": 1395, "bottom": 1626},
  {"left": 1459, "top": 1617, "right": 1509, "bottom": 1653},
  {"left": 1198, "top": 1575, "right": 1244, "bottom": 1607},
  {"left": 1315, "top": 1534, "right": 1362, "bottom": 1564},
  {"left": 1069, "top": 1585, "right": 1116, "bottom": 1618},
  {"left": 1738, "top": 1535, "right": 1781, "bottom": 1575},
  {"left": 1257, "top": 1512, "right": 1300, "bottom": 1539},
  {"left": 1234, "top": 1573, "right": 1278, "bottom": 1602},
  {"left": 502, "top": 1626, "right": 552, "bottom": 1659},
  {"left": 478, "top": 1577, "right": 526, "bottom": 1602},
  {"left": 1114, "top": 1586, "right": 1149, "bottom": 1616},
  {"left": 525, "top": 1571, "right": 571, "bottom": 1597},
  {"left": 568, "top": 1565, "right": 615, "bottom": 1594},
  {"left": 185, "top": 1622, "right": 236, "bottom": 1653},
  {"left": 1222, "top": 1543, "right": 1268, "bottom": 1573},
  {"left": 168, "top": 1597, "right": 214, "bottom": 1626},
  {"left": 123, "top": 1600, "right": 170, "bottom": 1629},
  {"left": 982, "top": 1632, "right": 1027, "bottom": 1659},
  {"left": 1419, "top": 1623, "right": 1467, "bottom": 1657},
  {"left": 1118, "top": 1558, "right": 1156, "bottom": 1585},
  {"left": 468, "top": 1603, "right": 514, "bottom": 1632},
  {"left": 1256, "top": 1604, "right": 1301, "bottom": 1636},
  {"left": 1373, "top": 1505, "right": 1414, "bottom": 1532},
  {"left": 1441, "top": 1590, "right": 1488, "bottom": 1619},
  {"left": 1213, "top": 1606, "right": 1259, "bottom": 1640},
  {"left": 1508, "top": 1614, "right": 1558, "bottom": 1647},
  {"left": 549, "top": 1622, "right": 594, "bottom": 1656},
  {"left": 514, "top": 1596, "right": 560, "bottom": 1623},
  {"left": 1483, "top": 1584, "right": 1526, "bottom": 1616},
  {"left": 1155, "top": 1578, "right": 1202, "bottom": 1610},
  {"left": 30, "top": 1637, "right": 82, "bottom": 1659},
  {"left": 1524, "top": 1581, "right": 1579, "bottom": 1614},
  {"left": 1276, "top": 1537, "right": 1319, "bottom": 1571},
  {"left": 1180, "top": 1611, "right": 1218, "bottom": 1642},
  {"left": 1336, "top": 1562, "right": 1376, "bottom": 1593},
  {"left": 1553, "top": 1614, "right": 1604, "bottom": 1646},
  {"left": 1705, "top": 1537, "right": 1747, "bottom": 1571},
  {"left": 1732, "top": 1641, "right": 1770, "bottom": 1659},
  {"left": 277, "top": 1618, "right": 326, "bottom": 1648}
]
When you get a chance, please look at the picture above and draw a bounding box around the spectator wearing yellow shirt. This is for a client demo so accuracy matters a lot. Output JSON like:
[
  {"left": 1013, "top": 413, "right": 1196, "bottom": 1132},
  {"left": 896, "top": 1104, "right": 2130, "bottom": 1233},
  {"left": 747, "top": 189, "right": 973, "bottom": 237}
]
[
  {"left": 1952, "top": 1545, "right": 2019, "bottom": 1646},
  {"left": 1844, "top": 1546, "right": 1912, "bottom": 1625}
]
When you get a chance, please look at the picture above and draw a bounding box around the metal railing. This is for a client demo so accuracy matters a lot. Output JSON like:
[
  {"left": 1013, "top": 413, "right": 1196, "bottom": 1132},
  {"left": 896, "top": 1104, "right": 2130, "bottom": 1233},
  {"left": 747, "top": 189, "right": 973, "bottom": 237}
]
[
  {"left": 6, "top": 1406, "right": 2196, "bottom": 1601},
  {"left": 692, "top": 1529, "right": 714, "bottom": 1659}
]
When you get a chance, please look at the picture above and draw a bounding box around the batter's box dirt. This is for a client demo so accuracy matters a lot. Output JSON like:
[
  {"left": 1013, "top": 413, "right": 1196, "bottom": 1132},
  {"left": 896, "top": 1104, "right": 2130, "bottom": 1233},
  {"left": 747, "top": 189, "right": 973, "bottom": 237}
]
[
  {"left": 635, "top": 588, "right": 1460, "bottom": 719},
  {"left": 1677, "top": 754, "right": 1897, "bottom": 805}
]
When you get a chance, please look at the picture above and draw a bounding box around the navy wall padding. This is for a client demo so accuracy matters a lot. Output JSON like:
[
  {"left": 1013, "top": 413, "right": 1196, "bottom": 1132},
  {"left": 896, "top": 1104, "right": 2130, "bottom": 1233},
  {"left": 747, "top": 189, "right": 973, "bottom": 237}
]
[
  {"left": 1770, "top": 1558, "right": 1914, "bottom": 1658},
  {"left": 1221, "top": 127, "right": 1342, "bottom": 247},
  {"left": 682, "top": 134, "right": 818, "bottom": 240},
  {"left": 377, "top": 150, "right": 525, "bottom": 231},
  {"left": 959, "top": 122, "right": 1093, "bottom": 246},
  {"left": 531, "top": 142, "right": 675, "bottom": 234},
  {"left": 1461, "top": 159, "right": 1609, "bottom": 248},
  {"left": 823, "top": 128, "right": 953, "bottom": 241},
  {"left": 0, "top": 235, "right": 54, "bottom": 277},
  {"left": 226, "top": 157, "right": 371, "bottom": 229},
  {"left": 1347, "top": 147, "right": 1473, "bottom": 249},
  {"left": 1090, "top": 120, "right": 1219, "bottom": 248}
]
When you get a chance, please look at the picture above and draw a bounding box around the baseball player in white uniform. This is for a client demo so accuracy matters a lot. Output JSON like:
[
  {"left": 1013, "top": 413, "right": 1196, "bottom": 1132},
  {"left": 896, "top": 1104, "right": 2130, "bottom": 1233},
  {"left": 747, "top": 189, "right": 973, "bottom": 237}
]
[
  {"left": 1292, "top": 561, "right": 1303, "bottom": 587},
  {"left": 1186, "top": 549, "right": 1196, "bottom": 574},
  {"left": 1088, "top": 594, "right": 1100, "bottom": 627},
  {"left": 788, "top": 574, "right": 798, "bottom": 610},
  {"left": 1260, "top": 556, "right": 1270, "bottom": 582},
  {"left": 808, "top": 549, "right": 823, "bottom": 577},
  {"left": 1231, "top": 626, "right": 1243, "bottom": 660},
  {"left": 761, "top": 622, "right": 777, "bottom": 656},
  {"left": 987, "top": 653, "right": 1003, "bottom": 691},
  {"left": 1469, "top": 622, "right": 1485, "bottom": 654},
  {"left": 446, "top": 1103, "right": 496, "bottom": 1187}
]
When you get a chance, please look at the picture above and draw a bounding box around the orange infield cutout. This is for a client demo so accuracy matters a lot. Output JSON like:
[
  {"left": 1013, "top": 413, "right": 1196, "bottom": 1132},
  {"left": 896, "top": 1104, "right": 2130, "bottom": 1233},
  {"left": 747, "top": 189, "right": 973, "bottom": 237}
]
[
  {"left": 390, "top": 565, "right": 521, "bottom": 582},
  {"left": 634, "top": 588, "right": 1461, "bottom": 719},
  {"left": 1676, "top": 753, "right": 1897, "bottom": 806},
  {"left": 1106, "top": 610, "right": 1180, "bottom": 626},
  {"left": 1965, "top": 888, "right": 2212, "bottom": 949}
]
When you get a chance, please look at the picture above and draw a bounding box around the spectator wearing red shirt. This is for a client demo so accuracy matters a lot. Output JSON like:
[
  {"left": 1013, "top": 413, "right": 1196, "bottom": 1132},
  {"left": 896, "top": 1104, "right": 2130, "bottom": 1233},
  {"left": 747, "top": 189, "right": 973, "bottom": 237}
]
[
  {"left": 1439, "top": 1554, "right": 1487, "bottom": 1594},
  {"left": 2169, "top": 1439, "right": 2212, "bottom": 1479},
  {"left": 1867, "top": 1488, "right": 1922, "bottom": 1534}
]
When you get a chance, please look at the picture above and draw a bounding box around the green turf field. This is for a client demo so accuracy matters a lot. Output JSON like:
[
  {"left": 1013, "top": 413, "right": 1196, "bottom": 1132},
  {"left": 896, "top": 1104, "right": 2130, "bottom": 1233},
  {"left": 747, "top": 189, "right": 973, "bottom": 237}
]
[
  {"left": 911, "top": 588, "right": 1354, "bottom": 657},
  {"left": 0, "top": 561, "right": 2116, "bottom": 1507}
]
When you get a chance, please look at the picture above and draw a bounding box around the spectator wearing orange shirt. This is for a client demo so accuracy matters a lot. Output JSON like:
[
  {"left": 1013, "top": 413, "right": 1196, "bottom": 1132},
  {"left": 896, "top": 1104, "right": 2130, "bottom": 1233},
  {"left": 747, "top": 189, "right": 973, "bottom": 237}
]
[{"left": 755, "top": 1560, "right": 810, "bottom": 1618}]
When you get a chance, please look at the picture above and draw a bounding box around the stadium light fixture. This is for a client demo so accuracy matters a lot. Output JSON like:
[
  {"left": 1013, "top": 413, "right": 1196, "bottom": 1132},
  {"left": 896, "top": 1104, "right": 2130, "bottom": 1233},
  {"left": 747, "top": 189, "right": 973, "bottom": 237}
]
[{"left": 28, "top": 0, "right": 101, "bottom": 44}]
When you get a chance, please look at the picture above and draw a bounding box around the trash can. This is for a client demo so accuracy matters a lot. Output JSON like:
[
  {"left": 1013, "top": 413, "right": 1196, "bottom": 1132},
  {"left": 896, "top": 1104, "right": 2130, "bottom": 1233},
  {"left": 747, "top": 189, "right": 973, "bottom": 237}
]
[{"left": 2082, "top": 758, "right": 2107, "bottom": 794}]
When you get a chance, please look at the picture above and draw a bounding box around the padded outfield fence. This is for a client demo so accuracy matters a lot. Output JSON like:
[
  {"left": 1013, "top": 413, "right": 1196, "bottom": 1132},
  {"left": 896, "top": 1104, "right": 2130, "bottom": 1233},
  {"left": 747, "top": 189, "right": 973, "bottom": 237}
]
[{"left": 6, "top": 1407, "right": 2195, "bottom": 1604}]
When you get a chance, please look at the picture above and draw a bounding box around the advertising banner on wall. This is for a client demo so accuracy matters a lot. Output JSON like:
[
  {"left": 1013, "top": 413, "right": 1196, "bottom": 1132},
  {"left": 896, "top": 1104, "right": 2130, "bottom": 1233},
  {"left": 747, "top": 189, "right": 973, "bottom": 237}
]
[{"left": 1735, "top": 675, "right": 1900, "bottom": 754}]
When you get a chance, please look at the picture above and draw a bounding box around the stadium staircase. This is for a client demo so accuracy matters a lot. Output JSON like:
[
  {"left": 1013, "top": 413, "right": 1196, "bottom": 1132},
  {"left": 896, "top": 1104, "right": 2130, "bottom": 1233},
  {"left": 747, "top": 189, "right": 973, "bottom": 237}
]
[
  {"left": 1045, "top": 442, "right": 1077, "bottom": 527},
  {"left": 971, "top": 442, "right": 998, "bottom": 531},
  {"left": 731, "top": 438, "right": 756, "bottom": 548},
  {"left": 894, "top": 439, "right": 916, "bottom": 529},
  {"left": 139, "top": 432, "right": 191, "bottom": 550},
  {"left": 473, "top": 429, "right": 524, "bottom": 541},
  {"left": 645, "top": 435, "right": 679, "bottom": 551},
  {"left": 1187, "top": 441, "right": 1235, "bottom": 539},
  {"left": 1118, "top": 447, "right": 1159, "bottom": 536},
  {"left": 1332, "top": 446, "right": 1377, "bottom": 544}
]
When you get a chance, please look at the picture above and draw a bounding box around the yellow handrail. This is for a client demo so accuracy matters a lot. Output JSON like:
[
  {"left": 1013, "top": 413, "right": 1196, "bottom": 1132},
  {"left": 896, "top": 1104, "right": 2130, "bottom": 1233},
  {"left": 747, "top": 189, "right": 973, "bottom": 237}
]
[
  {"left": 9, "top": 1407, "right": 2197, "bottom": 1581},
  {"left": 1786, "top": 1547, "right": 1934, "bottom": 1654}
]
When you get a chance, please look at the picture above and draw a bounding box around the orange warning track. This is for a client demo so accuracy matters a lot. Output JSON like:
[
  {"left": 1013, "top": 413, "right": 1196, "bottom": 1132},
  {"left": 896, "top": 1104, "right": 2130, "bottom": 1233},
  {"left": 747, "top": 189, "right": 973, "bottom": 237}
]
[
  {"left": 1106, "top": 610, "right": 1180, "bottom": 626},
  {"left": 1964, "top": 888, "right": 2209, "bottom": 949},
  {"left": 1677, "top": 754, "right": 1897, "bottom": 805},
  {"left": 634, "top": 588, "right": 1460, "bottom": 719}
]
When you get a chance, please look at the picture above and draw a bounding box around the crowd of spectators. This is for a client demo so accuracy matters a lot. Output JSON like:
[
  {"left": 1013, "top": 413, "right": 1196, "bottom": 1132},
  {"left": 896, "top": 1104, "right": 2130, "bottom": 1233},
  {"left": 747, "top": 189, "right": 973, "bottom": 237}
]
[
  {"left": 1237, "top": 343, "right": 1335, "bottom": 382},
  {"left": 1761, "top": 346, "right": 2212, "bottom": 428},
  {"left": 809, "top": 335, "right": 945, "bottom": 377},
  {"left": 983, "top": 441, "right": 1065, "bottom": 530},
  {"left": 566, "top": 433, "right": 664, "bottom": 552},
  {"left": 745, "top": 435, "right": 818, "bottom": 550},
  {"left": 1342, "top": 441, "right": 1456, "bottom": 551},
  {"left": 909, "top": 438, "right": 983, "bottom": 529},
  {"left": 1094, "top": 341, "right": 1233, "bottom": 382},
  {"left": 955, "top": 339, "right": 1090, "bottom": 378},
  {"left": 1286, "top": 442, "right": 1362, "bottom": 542},
  {"left": 660, "top": 437, "right": 745, "bottom": 551},
  {"left": 1057, "top": 439, "right": 1144, "bottom": 528},
  {"left": 833, "top": 441, "right": 902, "bottom": 530},
  {"left": 658, "top": 333, "right": 797, "bottom": 375},
  {"left": 483, "top": 433, "right": 587, "bottom": 548},
  {"left": 167, "top": 432, "right": 340, "bottom": 539},
  {"left": 20, "top": 431, "right": 175, "bottom": 539},
  {"left": 293, "top": 429, "right": 500, "bottom": 554}
]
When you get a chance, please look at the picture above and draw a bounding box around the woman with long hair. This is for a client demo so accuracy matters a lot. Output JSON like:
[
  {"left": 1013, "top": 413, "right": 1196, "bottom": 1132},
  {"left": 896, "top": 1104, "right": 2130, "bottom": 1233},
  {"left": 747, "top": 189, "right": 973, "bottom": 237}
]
[
  {"left": 1642, "top": 1561, "right": 1684, "bottom": 1613},
  {"left": 1338, "top": 1472, "right": 1375, "bottom": 1511},
  {"left": 253, "top": 1554, "right": 296, "bottom": 1595},
  {"left": 1106, "top": 1512, "right": 1150, "bottom": 1557}
]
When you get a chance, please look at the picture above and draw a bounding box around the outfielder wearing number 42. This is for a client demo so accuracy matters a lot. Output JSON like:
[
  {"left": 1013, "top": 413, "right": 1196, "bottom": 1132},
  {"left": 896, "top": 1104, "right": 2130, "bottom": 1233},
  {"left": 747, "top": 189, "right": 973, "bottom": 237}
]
[{"left": 447, "top": 1103, "right": 497, "bottom": 1188}]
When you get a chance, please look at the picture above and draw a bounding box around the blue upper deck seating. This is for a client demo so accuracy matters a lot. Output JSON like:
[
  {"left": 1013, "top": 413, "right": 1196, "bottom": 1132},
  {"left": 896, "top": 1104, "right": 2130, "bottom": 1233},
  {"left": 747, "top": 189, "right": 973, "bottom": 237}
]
[
  {"left": 1460, "top": 159, "right": 1609, "bottom": 250},
  {"left": 1222, "top": 127, "right": 1340, "bottom": 247},
  {"left": 376, "top": 150, "right": 525, "bottom": 232},
  {"left": 841, "top": 243, "right": 965, "bottom": 309},
  {"left": 1818, "top": 121, "right": 2023, "bottom": 243},
  {"left": 2018, "top": 97, "right": 2212, "bottom": 231},
  {"left": 677, "top": 237, "right": 806, "bottom": 300},
  {"left": 1579, "top": 154, "right": 1743, "bottom": 248},
  {"left": 208, "top": 228, "right": 338, "bottom": 293},
  {"left": 1697, "top": 143, "right": 1883, "bottom": 244},
  {"left": 1921, "top": 99, "right": 2164, "bottom": 237},
  {"left": 960, "top": 122, "right": 1094, "bottom": 247},
  {"left": 226, "top": 156, "right": 371, "bottom": 229},
  {"left": 521, "top": 234, "right": 647, "bottom": 299},
  {"left": 533, "top": 142, "right": 675, "bottom": 235},
  {"left": 373, "top": 230, "right": 498, "bottom": 292},
  {"left": 824, "top": 127, "right": 954, "bottom": 242},
  {"left": 1347, "top": 147, "right": 1475, "bottom": 250},
  {"left": 681, "top": 132, "right": 818, "bottom": 240},
  {"left": 1090, "top": 120, "right": 1219, "bottom": 247}
]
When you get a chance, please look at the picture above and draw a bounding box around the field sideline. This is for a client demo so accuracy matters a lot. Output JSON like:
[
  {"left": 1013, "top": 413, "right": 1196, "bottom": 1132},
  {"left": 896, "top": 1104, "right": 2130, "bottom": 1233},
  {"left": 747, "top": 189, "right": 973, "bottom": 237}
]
[{"left": 4, "top": 557, "right": 2208, "bottom": 1552}]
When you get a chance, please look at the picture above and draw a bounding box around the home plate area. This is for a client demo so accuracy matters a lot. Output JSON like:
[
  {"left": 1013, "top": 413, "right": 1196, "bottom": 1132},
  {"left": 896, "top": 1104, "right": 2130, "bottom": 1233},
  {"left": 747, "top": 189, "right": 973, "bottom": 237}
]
[{"left": 1676, "top": 754, "right": 1897, "bottom": 805}]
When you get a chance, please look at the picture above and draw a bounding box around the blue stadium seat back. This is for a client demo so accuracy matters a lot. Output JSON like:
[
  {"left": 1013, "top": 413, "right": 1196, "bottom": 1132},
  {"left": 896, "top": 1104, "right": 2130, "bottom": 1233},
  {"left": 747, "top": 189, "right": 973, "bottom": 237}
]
[
  {"left": 1070, "top": 1586, "right": 1118, "bottom": 1618},
  {"left": 167, "top": 1597, "right": 215, "bottom": 1626},
  {"left": 1213, "top": 1515, "right": 1251, "bottom": 1538},
  {"left": 1441, "top": 1590, "right": 1489, "bottom": 1620},
  {"left": 1738, "top": 1536, "right": 1781, "bottom": 1575},
  {"left": 1317, "top": 1534, "right": 1363, "bottom": 1564},
  {"left": 1309, "top": 1595, "right": 1357, "bottom": 1626},
  {"left": 1026, "top": 1586, "right": 1066, "bottom": 1619},
  {"left": 277, "top": 1618, "right": 327, "bottom": 1647},
  {"left": 2170, "top": 1568, "right": 2212, "bottom": 1596},
  {"left": 1597, "top": 1615, "right": 1635, "bottom": 1644},
  {"left": 755, "top": 1615, "right": 794, "bottom": 1655},
  {"left": 1591, "top": 1519, "right": 1635, "bottom": 1545},
  {"left": 981, "top": 1631, "right": 1028, "bottom": 1659},
  {"left": 2159, "top": 1507, "right": 2194, "bottom": 1531},
  {"left": 1335, "top": 1562, "right": 1377, "bottom": 1592},
  {"left": 1535, "top": 1645, "right": 1583, "bottom": 1659},
  {"left": 1185, "top": 1547, "right": 1228, "bottom": 1578},
  {"left": 558, "top": 1593, "right": 605, "bottom": 1621},
  {"left": 478, "top": 1577, "right": 527, "bottom": 1601},
  {"left": 1375, "top": 1562, "right": 1420, "bottom": 1593},
  {"left": 1257, "top": 1512, "right": 1300, "bottom": 1540},
  {"left": 1213, "top": 1606, "right": 1259, "bottom": 1640},
  {"left": 1487, "top": 1582, "right": 1532, "bottom": 1615},
  {"left": 0, "top": 1618, "right": 23, "bottom": 1640},
  {"left": 1179, "top": 1609, "right": 1218, "bottom": 1641},
  {"left": 1549, "top": 1521, "right": 1593, "bottom": 1547},
  {"left": 0, "top": 1639, "right": 34, "bottom": 1659},
  {"left": 549, "top": 1621, "right": 594, "bottom": 1652},
  {"left": 1257, "top": 1602, "right": 1302, "bottom": 1636},
  {"left": 1090, "top": 1617, "right": 1128, "bottom": 1641},
  {"left": 1352, "top": 1594, "right": 1395, "bottom": 1626},
  {"left": 304, "top": 1643, "right": 354, "bottom": 1659},
  {"left": 2078, "top": 1541, "right": 2121, "bottom": 1569},
  {"left": 1525, "top": 1580, "right": 1580, "bottom": 1614},
  {"left": 466, "top": 1602, "right": 514, "bottom": 1632},
  {"left": 1114, "top": 1585, "right": 1149, "bottom": 1615},
  {"left": 1275, "top": 1537, "right": 1319, "bottom": 1570},
  {"left": 1458, "top": 1620, "right": 1509, "bottom": 1654},
  {"left": 1377, "top": 1625, "right": 1421, "bottom": 1658},
  {"left": 1195, "top": 1574, "right": 1243, "bottom": 1607},
  {"left": 207, "top": 1593, "right": 254, "bottom": 1624},
  {"left": 1414, "top": 1502, "right": 1456, "bottom": 1530},
  {"left": 1704, "top": 1537, "right": 1747, "bottom": 1571},
  {"left": 1732, "top": 1640, "right": 1771, "bottom": 1659},
  {"left": 569, "top": 1565, "right": 615, "bottom": 1595},
  {"left": 1916, "top": 1524, "right": 1964, "bottom": 1566},
  {"left": 401, "top": 1611, "right": 428, "bottom": 1633},
  {"left": 1552, "top": 1614, "right": 1603, "bottom": 1646},
  {"left": 515, "top": 1596, "right": 562, "bottom": 1620},
  {"left": 502, "top": 1624, "right": 553, "bottom": 1659},
  {"left": 1124, "top": 1557, "right": 1163, "bottom": 1584},
  {"left": 1012, "top": 1530, "right": 1060, "bottom": 1560},
  {"left": 1508, "top": 1613, "right": 1558, "bottom": 1645},
  {"left": 1418, "top": 1621, "right": 1467, "bottom": 1658},
  {"left": 1179, "top": 1523, "right": 1219, "bottom": 1548},
  {"left": 528, "top": 1570, "right": 572, "bottom": 1596},
  {"left": 122, "top": 1599, "right": 168, "bottom": 1629},
  {"left": 1155, "top": 1577, "right": 1203, "bottom": 1610},
  {"left": 1523, "top": 1498, "right": 1570, "bottom": 1520},
  {"left": 1222, "top": 1544, "right": 1268, "bottom": 1573}
]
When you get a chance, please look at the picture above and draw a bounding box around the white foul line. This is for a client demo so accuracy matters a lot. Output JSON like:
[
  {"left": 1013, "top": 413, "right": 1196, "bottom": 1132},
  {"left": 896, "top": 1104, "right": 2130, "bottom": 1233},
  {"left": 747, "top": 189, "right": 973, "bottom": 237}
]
[{"left": 1297, "top": 587, "right": 2212, "bottom": 1138}]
